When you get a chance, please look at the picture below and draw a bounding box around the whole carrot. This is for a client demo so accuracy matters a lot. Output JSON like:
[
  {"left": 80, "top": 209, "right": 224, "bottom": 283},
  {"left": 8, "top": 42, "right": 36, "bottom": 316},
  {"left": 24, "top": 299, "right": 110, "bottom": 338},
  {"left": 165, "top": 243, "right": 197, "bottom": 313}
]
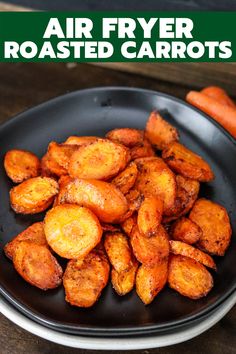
[
  {"left": 201, "top": 86, "right": 235, "bottom": 108},
  {"left": 186, "top": 91, "right": 236, "bottom": 138}
]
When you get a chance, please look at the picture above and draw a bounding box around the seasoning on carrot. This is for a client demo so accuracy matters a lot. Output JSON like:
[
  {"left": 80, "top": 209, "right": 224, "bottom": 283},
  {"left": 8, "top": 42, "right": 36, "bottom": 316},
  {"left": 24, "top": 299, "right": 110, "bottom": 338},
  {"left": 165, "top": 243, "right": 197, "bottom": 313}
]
[
  {"left": 186, "top": 91, "right": 236, "bottom": 139},
  {"left": 201, "top": 86, "right": 235, "bottom": 108}
]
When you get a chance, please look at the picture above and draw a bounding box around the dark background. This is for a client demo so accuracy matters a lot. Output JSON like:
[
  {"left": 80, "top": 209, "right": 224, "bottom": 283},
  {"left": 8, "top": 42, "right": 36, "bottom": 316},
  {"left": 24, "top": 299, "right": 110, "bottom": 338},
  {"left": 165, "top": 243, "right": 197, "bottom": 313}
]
[{"left": 6, "top": 0, "right": 236, "bottom": 11}]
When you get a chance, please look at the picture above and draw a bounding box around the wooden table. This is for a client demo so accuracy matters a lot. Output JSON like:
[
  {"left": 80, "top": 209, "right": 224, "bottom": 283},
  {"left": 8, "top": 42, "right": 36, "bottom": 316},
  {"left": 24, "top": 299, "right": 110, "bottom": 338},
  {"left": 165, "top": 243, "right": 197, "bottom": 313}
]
[{"left": 0, "top": 63, "right": 235, "bottom": 354}]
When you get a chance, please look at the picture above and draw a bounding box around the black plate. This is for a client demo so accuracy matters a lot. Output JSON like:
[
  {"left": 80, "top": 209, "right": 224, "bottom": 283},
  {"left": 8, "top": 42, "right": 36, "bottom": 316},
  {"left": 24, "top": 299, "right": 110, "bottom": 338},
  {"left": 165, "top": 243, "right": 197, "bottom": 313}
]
[{"left": 0, "top": 87, "right": 236, "bottom": 337}]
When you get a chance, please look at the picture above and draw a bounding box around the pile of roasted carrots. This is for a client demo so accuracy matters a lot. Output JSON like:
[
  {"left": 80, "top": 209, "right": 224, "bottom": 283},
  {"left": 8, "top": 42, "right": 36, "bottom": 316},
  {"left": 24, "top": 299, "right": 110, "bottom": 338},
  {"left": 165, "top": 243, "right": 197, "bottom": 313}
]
[
  {"left": 3, "top": 109, "right": 232, "bottom": 307},
  {"left": 186, "top": 86, "right": 236, "bottom": 138}
]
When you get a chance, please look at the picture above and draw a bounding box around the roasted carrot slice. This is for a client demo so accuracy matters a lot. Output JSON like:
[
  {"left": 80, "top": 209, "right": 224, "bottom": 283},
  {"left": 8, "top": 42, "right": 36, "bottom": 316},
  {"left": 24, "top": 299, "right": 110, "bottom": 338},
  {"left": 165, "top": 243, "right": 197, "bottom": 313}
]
[
  {"left": 44, "top": 204, "right": 103, "bottom": 259},
  {"left": 13, "top": 241, "right": 62, "bottom": 290},
  {"left": 186, "top": 91, "right": 236, "bottom": 139},
  {"left": 169, "top": 240, "right": 216, "bottom": 270},
  {"left": 41, "top": 153, "right": 67, "bottom": 177},
  {"left": 201, "top": 86, "right": 235, "bottom": 108},
  {"left": 168, "top": 255, "right": 213, "bottom": 299},
  {"left": 130, "top": 225, "right": 169, "bottom": 265},
  {"left": 137, "top": 196, "right": 163, "bottom": 237},
  {"left": 136, "top": 258, "right": 168, "bottom": 305},
  {"left": 145, "top": 111, "right": 179, "bottom": 150},
  {"left": 111, "top": 162, "right": 138, "bottom": 194},
  {"left": 68, "top": 138, "right": 130, "bottom": 180},
  {"left": 130, "top": 138, "right": 155, "bottom": 160},
  {"left": 10, "top": 177, "right": 58, "bottom": 214},
  {"left": 64, "top": 136, "right": 99, "bottom": 145},
  {"left": 112, "top": 260, "right": 138, "bottom": 296},
  {"left": 65, "top": 178, "right": 128, "bottom": 223},
  {"left": 58, "top": 174, "right": 72, "bottom": 187},
  {"left": 125, "top": 189, "right": 144, "bottom": 213},
  {"left": 104, "top": 232, "right": 134, "bottom": 272},
  {"left": 106, "top": 128, "right": 144, "bottom": 147},
  {"left": 121, "top": 213, "right": 137, "bottom": 237},
  {"left": 4, "top": 222, "right": 47, "bottom": 260},
  {"left": 171, "top": 217, "right": 202, "bottom": 245},
  {"left": 4, "top": 149, "right": 40, "bottom": 183},
  {"left": 117, "top": 190, "right": 142, "bottom": 224},
  {"left": 189, "top": 198, "right": 232, "bottom": 256},
  {"left": 47, "top": 142, "right": 78, "bottom": 170},
  {"left": 162, "top": 142, "right": 214, "bottom": 182},
  {"left": 134, "top": 157, "right": 176, "bottom": 215},
  {"left": 63, "top": 248, "right": 110, "bottom": 307},
  {"left": 163, "top": 175, "right": 200, "bottom": 223},
  {"left": 53, "top": 175, "right": 73, "bottom": 206}
]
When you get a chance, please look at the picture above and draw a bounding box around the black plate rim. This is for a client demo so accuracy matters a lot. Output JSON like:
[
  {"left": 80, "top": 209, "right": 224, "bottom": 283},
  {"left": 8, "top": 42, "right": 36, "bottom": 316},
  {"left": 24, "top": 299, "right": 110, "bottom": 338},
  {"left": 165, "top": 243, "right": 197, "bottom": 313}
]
[
  {"left": 0, "top": 86, "right": 236, "bottom": 336},
  {"left": 1, "top": 86, "right": 236, "bottom": 146},
  {"left": 0, "top": 283, "right": 236, "bottom": 337}
]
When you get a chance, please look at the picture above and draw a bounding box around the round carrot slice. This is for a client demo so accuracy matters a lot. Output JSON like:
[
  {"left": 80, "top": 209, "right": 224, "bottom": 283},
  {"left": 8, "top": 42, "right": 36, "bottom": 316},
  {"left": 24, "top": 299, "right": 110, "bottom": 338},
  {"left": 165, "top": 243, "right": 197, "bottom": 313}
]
[
  {"left": 130, "top": 225, "right": 169, "bottom": 265},
  {"left": 65, "top": 178, "right": 128, "bottom": 223},
  {"left": 104, "top": 232, "right": 134, "bottom": 272},
  {"left": 53, "top": 175, "right": 73, "bottom": 206},
  {"left": 111, "top": 162, "right": 138, "bottom": 195},
  {"left": 10, "top": 177, "right": 58, "bottom": 214},
  {"left": 121, "top": 214, "right": 137, "bottom": 237},
  {"left": 47, "top": 142, "right": 78, "bottom": 170},
  {"left": 4, "top": 149, "right": 40, "bottom": 183},
  {"left": 111, "top": 260, "right": 138, "bottom": 296},
  {"left": 169, "top": 240, "right": 216, "bottom": 270},
  {"left": 63, "top": 248, "right": 110, "bottom": 307},
  {"left": 163, "top": 175, "right": 200, "bottom": 222},
  {"left": 41, "top": 153, "right": 67, "bottom": 177},
  {"left": 4, "top": 222, "right": 48, "bottom": 260},
  {"left": 106, "top": 128, "right": 144, "bottom": 147},
  {"left": 13, "top": 241, "right": 63, "bottom": 290},
  {"left": 137, "top": 196, "right": 163, "bottom": 237},
  {"left": 134, "top": 157, "right": 176, "bottom": 215},
  {"left": 162, "top": 142, "right": 214, "bottom": 182},
  {"left": 68, "top": 138, "right": 130, "bottom": 180},
  {"left": 189, "top": 198, "right": 232, "bottom": 256},
  {"left": 136, "top": 259, "right": 168, "bottom": 305},
  {"left": 171, "top": 217, "right": 202, "bottom": 245},
  {"left": 168, "top": 255, "right": 213, "bottom": 299},
  {"left": 145, "top": 111, "right": 179, "bottom": 150},
  {"left": 64, "top": 136, "right": 99, "bottom": 145},
  {"left": 130, "top": 139, "right": 155, "bottom": 160},
  {"left": 44, "top": 204, "right": 103, "bottom": 259}
]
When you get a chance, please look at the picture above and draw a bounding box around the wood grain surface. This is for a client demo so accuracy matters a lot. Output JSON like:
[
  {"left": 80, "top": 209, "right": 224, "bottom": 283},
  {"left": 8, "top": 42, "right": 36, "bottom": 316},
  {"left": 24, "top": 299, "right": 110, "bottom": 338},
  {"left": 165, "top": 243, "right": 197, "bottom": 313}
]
[
  {"left": 0, "top": 62, "right": 235, "bottom": 354},
  {"left": 93, "top": 63, "right": 236, "bottom": 96}
]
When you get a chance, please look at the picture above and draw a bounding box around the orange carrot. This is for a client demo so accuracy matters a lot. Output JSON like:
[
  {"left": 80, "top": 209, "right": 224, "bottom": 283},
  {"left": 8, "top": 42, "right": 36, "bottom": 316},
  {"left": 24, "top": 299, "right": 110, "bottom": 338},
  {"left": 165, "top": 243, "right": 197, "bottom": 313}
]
[
  {"left": 186, "top": 91, "right": 236, "bottom": 138},
  {"left": 201, "top": 86, "right": 235, "bottom": 108}
]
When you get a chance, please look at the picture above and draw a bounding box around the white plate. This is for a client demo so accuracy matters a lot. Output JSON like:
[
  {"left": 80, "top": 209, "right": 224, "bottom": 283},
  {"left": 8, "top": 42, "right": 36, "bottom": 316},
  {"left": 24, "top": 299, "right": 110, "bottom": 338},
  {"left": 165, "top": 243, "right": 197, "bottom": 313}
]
[{"left": 0, "top": 292, "right": 236, "bottom": 350}]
